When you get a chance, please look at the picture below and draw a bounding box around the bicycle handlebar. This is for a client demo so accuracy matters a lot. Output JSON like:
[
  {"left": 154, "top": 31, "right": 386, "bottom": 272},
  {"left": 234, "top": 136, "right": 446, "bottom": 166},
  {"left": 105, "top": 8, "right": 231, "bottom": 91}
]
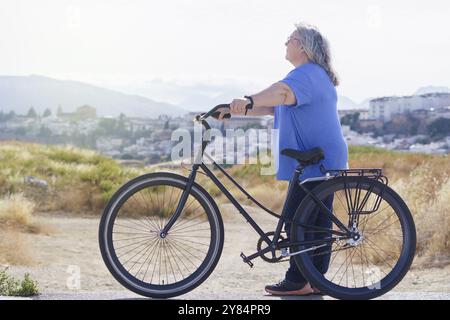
[
  {"left": 193, "top": 101, "right": 254, "bottom": 161},
  {"left": 196, "top": 101, "right": 254, "bottom": 121},
  {"left": 198, "top": 104, "right": 232, "bottom": 121}
]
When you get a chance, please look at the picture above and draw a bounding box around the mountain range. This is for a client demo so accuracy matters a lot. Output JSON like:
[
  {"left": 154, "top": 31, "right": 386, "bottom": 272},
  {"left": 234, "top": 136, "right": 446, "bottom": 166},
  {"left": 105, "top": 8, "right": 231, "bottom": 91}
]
[
  {"left": 1, "top": 75, "right": 449, "bottom": 117},
  {"left": 414, "top": 86, "right": 450, "bottom": 95},
  {"left": 0, "top": 75, "right": 186, "bottom": 118},
  {"left": 112, "top": 78, "right": 373, "bottom": 111}
]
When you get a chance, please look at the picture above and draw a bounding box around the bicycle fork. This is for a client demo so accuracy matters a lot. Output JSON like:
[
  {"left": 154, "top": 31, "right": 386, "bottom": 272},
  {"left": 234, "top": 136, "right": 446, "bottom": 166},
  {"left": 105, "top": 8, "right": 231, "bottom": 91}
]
[{"left": 159, "top": 164, "right": 200, "bottom": 238}]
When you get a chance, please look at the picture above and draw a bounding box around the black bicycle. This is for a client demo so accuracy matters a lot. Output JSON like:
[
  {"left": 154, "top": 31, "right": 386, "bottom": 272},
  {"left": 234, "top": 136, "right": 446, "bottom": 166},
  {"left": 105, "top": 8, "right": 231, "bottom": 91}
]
[{"left": 99, "top": 104, "right": 416, "bottom": 300}]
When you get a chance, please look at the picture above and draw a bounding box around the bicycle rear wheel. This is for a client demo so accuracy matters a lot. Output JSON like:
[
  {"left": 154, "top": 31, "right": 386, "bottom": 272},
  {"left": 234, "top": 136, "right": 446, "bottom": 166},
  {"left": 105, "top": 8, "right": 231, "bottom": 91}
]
[
  {"left": 99, "top": 172, "right": 224, "bottom": 298},
  {"left": 290, "top": 176, "right": 416, "bottom": 300}
]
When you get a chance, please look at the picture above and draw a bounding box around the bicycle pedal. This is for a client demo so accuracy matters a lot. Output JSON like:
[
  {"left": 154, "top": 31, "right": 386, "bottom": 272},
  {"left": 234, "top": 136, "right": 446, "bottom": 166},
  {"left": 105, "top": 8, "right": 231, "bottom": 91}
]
[{"left": 240, "top": 252, "right": 254, "bottom": 268}]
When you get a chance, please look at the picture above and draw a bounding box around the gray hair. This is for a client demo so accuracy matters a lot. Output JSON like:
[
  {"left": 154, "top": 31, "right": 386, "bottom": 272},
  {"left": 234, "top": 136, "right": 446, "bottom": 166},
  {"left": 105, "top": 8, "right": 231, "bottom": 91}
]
[{"left": 295, "top": 23, "right": 339, "bottom": 86}]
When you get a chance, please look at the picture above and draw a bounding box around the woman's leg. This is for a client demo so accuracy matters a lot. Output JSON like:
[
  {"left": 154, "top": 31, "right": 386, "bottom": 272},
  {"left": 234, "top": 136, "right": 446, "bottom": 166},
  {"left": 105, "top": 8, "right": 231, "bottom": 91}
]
[
  {"left": 310, "top": 194, "right": 334, "bottom": 275},
  {"left": 284, "top": 180, "right": 323, "bottom": 284}
]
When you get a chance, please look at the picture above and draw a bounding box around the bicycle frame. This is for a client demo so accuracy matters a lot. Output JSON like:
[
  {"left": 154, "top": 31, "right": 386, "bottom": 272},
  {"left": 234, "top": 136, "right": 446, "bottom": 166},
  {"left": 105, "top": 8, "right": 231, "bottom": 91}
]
[{"left": 160, "top": 109, "right": 353, "bottom": 264}]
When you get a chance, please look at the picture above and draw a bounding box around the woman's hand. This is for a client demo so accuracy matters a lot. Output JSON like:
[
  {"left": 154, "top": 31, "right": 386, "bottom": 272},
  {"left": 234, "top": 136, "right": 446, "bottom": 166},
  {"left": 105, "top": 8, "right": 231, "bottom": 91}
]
[
  {"left": 216, "top": 106, "right": 231, "bottom": 120},
  {"left": 230, "top": 98, "right": 250, "bottom": 115}
]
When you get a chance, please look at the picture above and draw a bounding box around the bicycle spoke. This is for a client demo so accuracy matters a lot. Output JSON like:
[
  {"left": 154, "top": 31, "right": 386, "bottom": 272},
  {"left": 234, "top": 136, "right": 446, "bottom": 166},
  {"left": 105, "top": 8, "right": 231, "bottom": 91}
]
[
  {"left": 166, "top": 239, "right": 191, "bottom": 276},
  {"left": 163, "top": 239, "right": 178, "bottom": 283},
  {"left": 135, "top": 239, "right": 161, "bottom": 279},
  {"left": 162, "top": 238, "right": 169, "bottom": 285},
  {"left": 170, "top": 228, "right": 211, "bottom": 234},
  {"left": 362, "top": 240, "right": 394, "bottom": 271},
  {"left": 123, "top": 240, "right": 156, "bottom": 268},
  {"left": 362, "top": 243, "right": 390, "bottom": 278},
  {"left": 361, "top": 203, "right": 394, "bottom": 231},
  {"left": 169, "top": 238, "right": 206, "bottom": 263},
  {"left": 165, "top": 239, "right": 185, "bottom": 281},
  {"left": 114, "top": 222, "right": 151, "bottom": 234},
  {"left": 150, "top": 240, "right": 162, "bottom": 284},
  {"left": 170, "top": 219, "right": 209, "bottom": 233},
  {"left": 165, "top": 238, "right": 198, "bottom": 270},
  {"left": 113, "top": 234, "right": 156, "bottom": 242},
  {"left": 337, "top": 248, "right": 358, "bottom": 286},
  {"left": 171, "top": 202, "right": 204, "bottom": 230},
  {"left": 129, "top": 238, "right": 160, "bottom": 274},
  {"left": 135, "top": 189, "right": 160, "bottom": 230},
  {"left": 350, "top": 248, "right": 357, "bottom": 288},
  {"left": 169, "top": 237, "right": 208, "bottom": 256},
  {"left": 168, "top": 237, "right": 210, "bottom": 247},
  {"left": 160, "top": 185, "right": 167, "bottom": 234},
  {"left": 143, "top": 186, "right": 161, "bottom": 227},
  {"left": 358, "top": 245, "right": 365, "bottom": 287},
  {"left": 115, "top": 235, "right": 156, "bottom": 253},
  {"left": 365, "top": 213, "right": 400, "bottom": 238},
  {"left": 142, "top": 238, "right": 162, "bottom": 282},
  {"left": 330, "top": 246, "right": 356, "bottom": 283},
  {"left": 335, "top": 191, "right": 348, "bottom": 216},
  {"left": 365, "top": 237, "right": 400, "bottom": 262}
]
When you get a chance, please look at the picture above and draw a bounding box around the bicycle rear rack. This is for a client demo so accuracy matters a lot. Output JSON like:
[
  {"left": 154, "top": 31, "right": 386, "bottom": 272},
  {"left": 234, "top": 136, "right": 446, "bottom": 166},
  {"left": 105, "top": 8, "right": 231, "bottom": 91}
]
[{"left": 320, "top": 165, "right": 388, "bottom": 215}]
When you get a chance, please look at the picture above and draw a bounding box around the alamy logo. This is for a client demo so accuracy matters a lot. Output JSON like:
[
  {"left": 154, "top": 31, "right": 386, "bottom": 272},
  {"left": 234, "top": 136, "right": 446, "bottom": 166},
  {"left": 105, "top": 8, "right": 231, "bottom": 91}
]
[
  {"left": 366, "top": 267, "right": 382, "bottom": 290},
  {"left": 66, "top": 265, "right": 81, "bottom": 290},
  {"left": 170, "top": 125, "right": 279, "bottom": 176}
]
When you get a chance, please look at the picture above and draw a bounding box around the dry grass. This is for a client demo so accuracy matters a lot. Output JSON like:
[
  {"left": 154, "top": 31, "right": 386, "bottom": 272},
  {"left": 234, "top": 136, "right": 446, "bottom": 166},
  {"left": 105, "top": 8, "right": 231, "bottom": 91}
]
[
  {"left": 0, "top": 230, "right": 33, "bottom": 266},
  {"left": 0, "top": 193, "right": 54, "bottom": 265},
  {"left": 392, "top": 165, "right": 450, "bottom": 267},
  {"left": 0, "top": 193, "right": 35, "bottom": 230},
  {"left": 425, "top": 179, "right": 450, "bottom": 266},
  {"left": 0, "top": 141, "right": 148, "bottom": 213}
]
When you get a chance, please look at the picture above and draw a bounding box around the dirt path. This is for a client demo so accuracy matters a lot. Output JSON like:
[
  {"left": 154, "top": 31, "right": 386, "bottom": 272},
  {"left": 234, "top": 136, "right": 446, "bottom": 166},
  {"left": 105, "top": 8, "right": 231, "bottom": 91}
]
[{"left": 3, "top": 204, "right": 450, "bottom": 300}]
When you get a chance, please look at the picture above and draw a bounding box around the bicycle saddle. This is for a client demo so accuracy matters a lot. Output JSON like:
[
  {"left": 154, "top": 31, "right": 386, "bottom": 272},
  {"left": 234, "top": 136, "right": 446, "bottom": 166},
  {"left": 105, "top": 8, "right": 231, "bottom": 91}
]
[{"left": 281, "top": 147, "right": 324, "bottom": 166}]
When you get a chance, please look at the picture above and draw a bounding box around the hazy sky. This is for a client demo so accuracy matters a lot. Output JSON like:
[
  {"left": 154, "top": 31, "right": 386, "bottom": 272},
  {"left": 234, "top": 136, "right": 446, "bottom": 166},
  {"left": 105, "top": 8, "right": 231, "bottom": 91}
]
[{"left": 1, "top": 0, "right": 449, "bottom": 103}]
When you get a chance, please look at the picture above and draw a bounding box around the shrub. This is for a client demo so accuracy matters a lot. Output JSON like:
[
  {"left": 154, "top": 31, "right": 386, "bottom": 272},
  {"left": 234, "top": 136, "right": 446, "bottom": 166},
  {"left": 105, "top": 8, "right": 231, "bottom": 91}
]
[{"left": 0, "top": 268, "right": 39, "bottom": 296}]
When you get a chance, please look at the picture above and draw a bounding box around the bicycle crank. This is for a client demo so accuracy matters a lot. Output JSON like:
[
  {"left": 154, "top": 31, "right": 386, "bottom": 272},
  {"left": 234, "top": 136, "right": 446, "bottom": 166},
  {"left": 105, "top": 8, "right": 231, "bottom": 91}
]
[{"left": 256, "top": 231, "right": 286, "bottom": 263}]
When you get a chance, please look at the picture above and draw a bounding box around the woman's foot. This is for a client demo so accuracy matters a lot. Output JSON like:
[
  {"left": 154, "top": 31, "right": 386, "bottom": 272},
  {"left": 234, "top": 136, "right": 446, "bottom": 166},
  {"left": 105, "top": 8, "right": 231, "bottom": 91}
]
[
  {"left": 311, "top": 286, "right": 325, "bottom": 295},
  {"left": 265, "top": 279, "right": 314, "bottom": 296}
]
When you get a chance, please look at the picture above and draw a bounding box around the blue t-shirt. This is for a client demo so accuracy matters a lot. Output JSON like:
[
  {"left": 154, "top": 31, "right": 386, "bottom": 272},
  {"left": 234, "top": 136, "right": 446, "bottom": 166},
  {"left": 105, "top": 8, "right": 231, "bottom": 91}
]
[{"left": 273, "top": 62, "right": 348, "bottom": 181}]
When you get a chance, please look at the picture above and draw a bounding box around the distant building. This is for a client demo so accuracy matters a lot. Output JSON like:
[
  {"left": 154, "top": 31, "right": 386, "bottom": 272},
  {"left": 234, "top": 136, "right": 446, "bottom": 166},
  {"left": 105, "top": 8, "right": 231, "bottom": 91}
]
[
  {"left": 57, "top": 105, "right": 97, "bottom": 120},
  {"left": 74, "top": 105, "right": 97, "bottom": 119},
  {"left": 369, "top": 92, "right": 450, "bottom": 121},
  {"left": 96, "top": 137, "right": 123, "bottom": 151},
  {"left": 359, "top": 109, "right": 370, "bottom": 120},
  {"left": 435, "top": 106, "right": 450, "bottom": 119},
  {"left": 358, "top": 119, "right": 384, "bottom": 132},
  {"left": 410, "top": 108, "right": 431, "bottom": 120},
  {"left": 338, "top": 109, "right": 370, "bottom": 120},
  {"left": 127, "top": 117, "right": 159, "bottom": 131}
]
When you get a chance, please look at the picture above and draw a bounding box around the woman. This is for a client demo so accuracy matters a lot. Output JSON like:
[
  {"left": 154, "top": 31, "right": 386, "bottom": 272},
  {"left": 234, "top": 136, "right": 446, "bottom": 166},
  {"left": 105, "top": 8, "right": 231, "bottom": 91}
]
[{"left": 218, "top": 23, "right": 348, "bottom": 296}]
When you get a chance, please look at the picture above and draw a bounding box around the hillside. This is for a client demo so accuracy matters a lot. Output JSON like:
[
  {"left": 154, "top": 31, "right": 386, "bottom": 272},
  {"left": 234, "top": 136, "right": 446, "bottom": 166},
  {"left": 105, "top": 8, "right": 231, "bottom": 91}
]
[{"left": 0, "top": 75, "right": 186, "bottom": 118}]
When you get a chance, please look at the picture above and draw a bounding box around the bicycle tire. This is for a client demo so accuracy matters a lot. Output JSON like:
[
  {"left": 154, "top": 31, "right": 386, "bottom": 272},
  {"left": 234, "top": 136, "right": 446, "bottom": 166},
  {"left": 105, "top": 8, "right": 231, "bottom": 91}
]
[
  {"left": 99, "top": 172, "right": 224, "bottom": 298},
  {"left": 290, "top": 176, "right": 416, "bottom": 300}
]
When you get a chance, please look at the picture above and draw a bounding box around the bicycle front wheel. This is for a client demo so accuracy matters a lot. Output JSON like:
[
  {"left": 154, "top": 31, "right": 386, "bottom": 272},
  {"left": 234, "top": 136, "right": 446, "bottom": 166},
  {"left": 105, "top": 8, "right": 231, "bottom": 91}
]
[
  {"left": 290, "top": 176, "right": 416, "bottom": 300},
  {"left": 99, "top": 172, "right": 224, "bottom": 298}
]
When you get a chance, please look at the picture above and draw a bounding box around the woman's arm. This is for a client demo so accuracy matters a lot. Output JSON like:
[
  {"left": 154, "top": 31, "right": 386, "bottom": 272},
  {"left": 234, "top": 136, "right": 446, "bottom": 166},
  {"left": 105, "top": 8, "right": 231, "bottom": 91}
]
[
  {"left": 228, "top": 82, "right": 296, "bottom": 117},
  {"left": 251, "top": 82, "right": 296, "bottom": 108},
  {"left": 245, "top": 106, "right": 274, "bottom": 116}
]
